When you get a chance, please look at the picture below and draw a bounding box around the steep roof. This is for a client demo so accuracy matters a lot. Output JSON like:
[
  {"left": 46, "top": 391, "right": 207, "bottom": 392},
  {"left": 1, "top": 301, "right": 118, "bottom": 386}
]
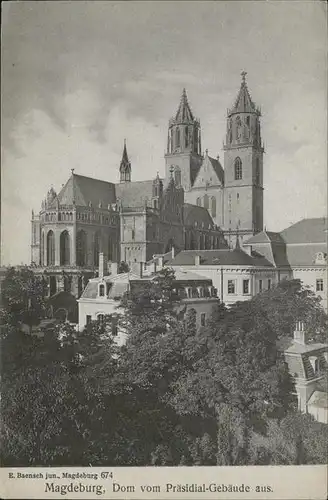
[
  {"left": 280, "top": 218, "right": 327, "bottom": 244},
  {"left": 175, "top": 88, "right": 195, "bottom": 123},
  {"left": 228, "top": 73, "right": 258, "bottom": 116},
  {"left": 244, "top": 231, "right": 290, "bottom": 267},
  {"left": 208, "top": 156, "right": 224, "bottom": 185},
  {"left": 285, "top": 244, "right": 327, "bottom": 267},
  {"left": 165, "top": 249, "right": 273, "bottom": 267},
  {"left": 116, "top": 180, "right": 154, "bottom": 208},
  {"left": 245, "top": 231, "right": 285, "bottom": 245},
  {"left": 183, "top": 203, "right": 215, "bottom": 229},
  {"left": 307, "top": 391, "right": 328, "bottom": 410},
  {"left": 56, "top": 173, "right": 116, "bottom": 208}
]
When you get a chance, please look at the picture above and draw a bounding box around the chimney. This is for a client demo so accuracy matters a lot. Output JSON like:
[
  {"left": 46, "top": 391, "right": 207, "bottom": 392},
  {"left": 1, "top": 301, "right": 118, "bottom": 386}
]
[
  {"left": 195, "top": 255, "right": 201, "bottom": 266},
  {"left": 294, "top": 321, "right": 307, "bottom": 345},
  {"left": 171, "top": 246, "right": 175, "bottom": 259},
  {"left": 111, "top": 262, "right": 118, "bottom": 276}
]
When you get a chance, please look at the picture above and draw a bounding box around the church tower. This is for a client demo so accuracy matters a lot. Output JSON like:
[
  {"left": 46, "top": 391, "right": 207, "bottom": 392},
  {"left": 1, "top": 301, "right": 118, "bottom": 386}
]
[
  {"left": 223, "top": 72, "right": 264, "bottom": 246},
  {"left": 119, "top": 140, "right": 131, "bottom": 183},
  {"left": 164, "top": 88, "right": 203, "bottom": 191}
]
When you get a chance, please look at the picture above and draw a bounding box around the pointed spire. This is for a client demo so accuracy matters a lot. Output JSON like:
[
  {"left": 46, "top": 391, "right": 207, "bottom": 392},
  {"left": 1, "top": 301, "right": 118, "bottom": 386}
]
[
  {"left": 121, "top": 138, "right": 129, "bottom": 164},
  {"left": 228, "top": 72, "right": 258, "bottom": 116},
  {"left": 120, "top": 139, "right": 131, "bottom": 182},
  {"left": 175, "top": 88, "right": 194, "bottom": 123}
]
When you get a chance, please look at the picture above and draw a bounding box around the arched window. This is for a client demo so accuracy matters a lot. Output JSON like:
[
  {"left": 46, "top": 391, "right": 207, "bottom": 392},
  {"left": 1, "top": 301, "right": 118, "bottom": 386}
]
[
  {"left": 76, "top": 230, "right": 87, "bottom": 267},
  {"left": 93, "top": 232, "right": 100, "bottom": 267},
  {"left": 255, "top": 158, "right": 260, "bottom": 185},
  {"left": 196, "top": 197, "right": 201, "bottom": 206},
  {"left": 176, "top": 128, "right": 180, "bottom": 148},
  {"left": 41, "top": 232, "right": 44, "bottom": 266},
  {"left": 47, "top": 230, "right": 55, "bottom": 266},
  {"left": 234, "top": 157, "right": 242, "bottom": 180},
  {"left": 63, "top": 275, "right": 71, "bottom": 292},
  {"left": 194, "top": 127, "right": 199, "bottom": 153},
  {"left": 97, "top": 314, "right": 104, "bottom": 325},
  {"left": 107, "top": 235, "right": 112, "bottom": 261},
  {"left": 204, "top": 194, "right": 209, "bottom": 209},
  {"left": 174, "top": 167, "right": 181, "bottom": 187},
  {"left": 49, "top": 275, "right": 57, "bottom": 296},
  {"left": 185, "top": 126, "right": 189, "bottom": 148},
  {"left": 77, "top": 276, "right": 83, "bottom": 297},
  {"left": 60, "top": 230, "right": 70, "bottom": 265},
  {"left": 211, "top": 197, "right": 216, "bottom": 217}
]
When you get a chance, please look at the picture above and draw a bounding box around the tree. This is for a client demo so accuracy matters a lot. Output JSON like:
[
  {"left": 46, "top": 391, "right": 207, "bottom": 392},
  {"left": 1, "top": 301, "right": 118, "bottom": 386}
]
[
  {"left": 0, "top": 266, "right": 47, "bottom": 331},
  {"left": 118, "top": 261, "right": 129, "bottom": 274},
  {"left": 252, "top": 279, "right": 327, "bottom": 342}
]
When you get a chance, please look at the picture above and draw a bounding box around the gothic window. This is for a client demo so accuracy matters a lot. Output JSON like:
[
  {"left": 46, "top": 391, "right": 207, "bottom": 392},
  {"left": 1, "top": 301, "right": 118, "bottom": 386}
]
[
  {"left": 236, "top": 116, "right": 242, "bottom": 140},
  {"left": 204, "top": 194, "right": 209, "bottom": 209},
  {"left": 234, "top": 157, "right": 242, "bottom": 180},
  {"left": 46, "top": 230, "right": 55, "bottom": 266},
  {"left": 255, "top": 158, "right": 260, "bottom": 185},
  {"left": 193, "top": 127, "right": 198, "bottom": 153},
  {"left": 49, "top": 275, "right": 57, "bottom": 296},
  {"left": 64, "top": 275, "right": 71, "bottom": 292},
  {"left": 94, "top": 232, "right": 100, "bottom": 267},
  {"left": 196, "top": 197, "right": 201, "bottom": 206},
  {"left": 41, "top": 232, "right": 44, "bottom": 266},
  {"left": 176, "top": 128, "right": 180, "bottom": 148},
  {"left": 211, "top": 196, "right": 216, "bottom": 217},
  {"left": 174, "top": 167, "right": 181, "bottom": 187},
  {"left": 76, "top": 230, "right": 87, "bottom": 267},
  {"left": 107, "top": 235, "right": 112, "bottom": 261},
  {"left": 60, "top": 230, "right": 70, "bottom": 266},
  {"left": 185, "top": 126, "right": 189, "bottom": 148},
  {"left": 78, "top": 276, "right": 83, "bottom": 297}
]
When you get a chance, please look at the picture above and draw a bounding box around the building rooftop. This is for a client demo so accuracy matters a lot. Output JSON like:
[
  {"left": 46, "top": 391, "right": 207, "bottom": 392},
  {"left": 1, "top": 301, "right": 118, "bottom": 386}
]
[
  {"left": 280, "top": 218, "right": 327, "bottom": 244},
  {"left": 165, "top": 248, "right": 273, "bottom": 267},
  {"left": 115, "top": 180, "right": 154, "bottom": 208},
  {"left": 55, "top": 173, "right": 116, "bottom": 208}
]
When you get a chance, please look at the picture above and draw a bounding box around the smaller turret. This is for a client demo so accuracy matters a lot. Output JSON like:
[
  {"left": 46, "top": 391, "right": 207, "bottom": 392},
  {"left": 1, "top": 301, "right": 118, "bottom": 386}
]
[
  {"left": 119, "top": 139, "right": 131, "bottom": 183},
  {"left": 152, "top": 173, "right": 163, "bottom": 210}
]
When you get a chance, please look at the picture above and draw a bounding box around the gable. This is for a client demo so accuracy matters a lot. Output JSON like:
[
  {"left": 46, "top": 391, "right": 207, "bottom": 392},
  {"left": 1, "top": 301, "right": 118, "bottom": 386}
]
[{"left": 192, "top": 155, "right": 223, "bottom": 189}]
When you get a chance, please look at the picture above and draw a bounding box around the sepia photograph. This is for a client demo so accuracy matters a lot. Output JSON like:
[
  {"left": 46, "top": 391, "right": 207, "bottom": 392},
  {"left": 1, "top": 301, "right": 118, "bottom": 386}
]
[{"left": 1, "top": 0, "right": 327, "bottom": 497}]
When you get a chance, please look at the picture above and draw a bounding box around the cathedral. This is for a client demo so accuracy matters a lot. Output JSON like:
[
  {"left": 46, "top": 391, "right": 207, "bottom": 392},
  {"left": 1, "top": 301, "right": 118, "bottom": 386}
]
[{"left": 30, "top": 73, "right": 264, "bottom": 298}]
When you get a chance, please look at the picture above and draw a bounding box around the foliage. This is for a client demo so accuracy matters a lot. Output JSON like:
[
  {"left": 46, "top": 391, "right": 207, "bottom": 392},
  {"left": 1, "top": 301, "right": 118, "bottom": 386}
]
[
  {"left": 0, "top": 266, "right": 47, "bottom": 329},
  {"left": 1, "top": 268, "right": 327, "bottom": 466},
  {"left": 118, "top": 261, "right": 130, "bottom": 274}
]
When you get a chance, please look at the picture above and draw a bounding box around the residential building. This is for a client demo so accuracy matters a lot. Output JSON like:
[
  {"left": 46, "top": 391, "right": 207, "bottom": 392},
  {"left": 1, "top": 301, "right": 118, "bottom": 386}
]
[
  {"left": 78, "top": 253, "right": 220, "bottom": 336},
  {"left": 280, "top": 322, "right": 328, "bottom": 424}
]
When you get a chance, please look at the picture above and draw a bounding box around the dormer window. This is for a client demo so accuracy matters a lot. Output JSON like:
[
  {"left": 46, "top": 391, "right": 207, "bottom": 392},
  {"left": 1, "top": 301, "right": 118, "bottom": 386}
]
[
  {"left": 315, "top": 252, "right": 327, "bottom": 264},
  {"left": 309, "top": 356, "right": 320, "bottom": 375}
]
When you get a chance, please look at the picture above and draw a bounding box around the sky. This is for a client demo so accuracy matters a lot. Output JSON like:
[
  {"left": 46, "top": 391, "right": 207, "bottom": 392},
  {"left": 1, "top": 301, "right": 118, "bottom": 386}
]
[{"left": 1, "top": 1, "right": 327, "bottom": 265}]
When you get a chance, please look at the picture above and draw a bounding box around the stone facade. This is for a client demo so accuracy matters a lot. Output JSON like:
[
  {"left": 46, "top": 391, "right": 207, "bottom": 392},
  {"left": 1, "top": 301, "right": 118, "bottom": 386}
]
[{"left": 30, "top": 73, "right": 267, "bottom": 299}]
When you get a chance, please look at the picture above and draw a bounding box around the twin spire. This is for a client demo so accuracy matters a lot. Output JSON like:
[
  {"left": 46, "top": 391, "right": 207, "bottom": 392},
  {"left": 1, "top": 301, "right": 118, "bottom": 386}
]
[
  {"left": 228, "top": 71, "right": 259, "bottom": 116},
  {"left": 175, "top": 88, "right": 195, "bottom": 123}
]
